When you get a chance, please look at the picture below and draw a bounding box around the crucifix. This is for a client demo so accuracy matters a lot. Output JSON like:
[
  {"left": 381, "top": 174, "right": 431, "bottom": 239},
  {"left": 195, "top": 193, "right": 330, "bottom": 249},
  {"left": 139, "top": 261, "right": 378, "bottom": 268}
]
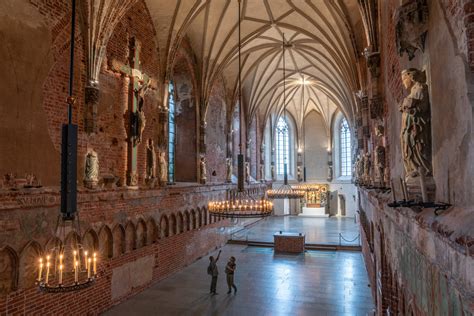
[{"left": 112, "top": 37, "right": 151, "bottom": 186}]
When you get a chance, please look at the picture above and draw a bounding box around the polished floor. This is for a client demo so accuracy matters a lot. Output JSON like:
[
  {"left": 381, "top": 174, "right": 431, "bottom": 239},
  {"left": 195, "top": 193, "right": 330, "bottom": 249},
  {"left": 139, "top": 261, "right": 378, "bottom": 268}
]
[
  {"left": 105, "top": 244, "right": 374, "bottom": 316},
  {"left": 230, "top": 216, "right": 361, "bottom": 246}
]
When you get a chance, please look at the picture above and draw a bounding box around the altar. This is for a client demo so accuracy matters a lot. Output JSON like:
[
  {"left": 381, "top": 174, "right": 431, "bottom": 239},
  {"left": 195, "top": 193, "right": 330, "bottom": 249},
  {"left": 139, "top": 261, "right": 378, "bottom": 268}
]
[
  {"left": 299, "top": 206, "right": 328, "bottom": 217},
  {"left": 293, "top": 183, "right": 330, "bottom": 217}
]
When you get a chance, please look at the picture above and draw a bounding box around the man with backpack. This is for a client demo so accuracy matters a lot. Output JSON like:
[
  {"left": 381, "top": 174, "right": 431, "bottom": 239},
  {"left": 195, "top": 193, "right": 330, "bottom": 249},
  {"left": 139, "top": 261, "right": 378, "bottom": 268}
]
[{"left": 207, "top": 250, "right": 221, "bottom": 295}]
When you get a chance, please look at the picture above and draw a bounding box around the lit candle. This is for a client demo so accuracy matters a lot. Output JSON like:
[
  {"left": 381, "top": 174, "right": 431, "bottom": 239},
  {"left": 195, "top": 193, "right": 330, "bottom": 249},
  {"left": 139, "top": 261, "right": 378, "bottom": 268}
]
[
  {"left": 84, "top": 250, "right": 88, "bottom": 269},
  {"left": 38, "top": 258, "right": 43, "bottom": 281},
  {"left": 59, "top": 253, "right": 63, "bottom": 267},
  {"left": 45, "top": 260, "right": 50, "bottom": 284},
  {"left": 74, "top": 260, "right": 79, "bottom": 283},
  {"left": 93, "top": 253, "right": 97, "bottom": 275},
  {"left": 87, "top": 258, "right": 92, "bottom": 279},
  {"left": 73, "top": 250, "right": 77, "bottom": 265},
  {"left": 59, "top": 264, "right": 63, "bottom": 285}
]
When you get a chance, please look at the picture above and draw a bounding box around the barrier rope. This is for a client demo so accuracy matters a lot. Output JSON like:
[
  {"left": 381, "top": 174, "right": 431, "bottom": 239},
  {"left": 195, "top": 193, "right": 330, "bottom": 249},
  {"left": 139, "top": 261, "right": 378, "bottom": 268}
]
[{"left": 339, "top": 233, "right": 360, "bottom": 245}]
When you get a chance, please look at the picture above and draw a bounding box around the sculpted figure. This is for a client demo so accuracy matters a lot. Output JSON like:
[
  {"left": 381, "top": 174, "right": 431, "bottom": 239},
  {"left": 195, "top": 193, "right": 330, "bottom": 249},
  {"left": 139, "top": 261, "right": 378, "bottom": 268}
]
[
  {"left": 134, "top": 81, "right": 150, "bottom": 146},
  {"left": 146, "top": 139, "right": 156, "bottom": 180},
  {"left": 84, "top": 149, "right": 99, "bottom": 188},
  {"left": 226, "top": 158, "right": 232, "bottom": 183},
  {"left": 260, "top": 164, "right": 265, "bottom": 182},
  {"left": 158, "top": 150, "right": 167, "bottom": 185},
  {"left": 375, "top": 146, "right": 386, "bottom": 186},
  {"left": 271, "top": 164, "right": 275, "bottom": 181},
  {"left": 200, "top": 156, "right": 207, "bottom": 184},
  {"left": 363, "top": 153, "right": 371, "bottom": 184},
  {"left": 245, "top": 162, "right": 250, "bottom": 183},
  {"left": 400, "top": 68, "right": 432, "bottom": 179}
]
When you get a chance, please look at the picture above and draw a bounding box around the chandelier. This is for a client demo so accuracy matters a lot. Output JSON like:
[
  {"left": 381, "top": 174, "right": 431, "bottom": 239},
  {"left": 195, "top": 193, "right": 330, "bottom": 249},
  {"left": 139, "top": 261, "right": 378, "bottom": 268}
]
[
  {"left": 36, "top": 0, "right": 98, "bottom": 293},
  {"left": 208, "top": 0, "right": 273, "bottom": 218}
]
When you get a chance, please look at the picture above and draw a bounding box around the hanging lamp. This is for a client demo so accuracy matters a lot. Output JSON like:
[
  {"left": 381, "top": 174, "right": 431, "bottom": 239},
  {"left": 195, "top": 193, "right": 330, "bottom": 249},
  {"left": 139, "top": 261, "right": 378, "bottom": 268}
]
[
  {"left": 36, "top": 0, "right": 97, "bottom": 292},
  {"left": 266, "top": 34, "right": 305, "bottom": 200},
  {"left": 208, "top": 0, "right": 273, "bottom": 218}
]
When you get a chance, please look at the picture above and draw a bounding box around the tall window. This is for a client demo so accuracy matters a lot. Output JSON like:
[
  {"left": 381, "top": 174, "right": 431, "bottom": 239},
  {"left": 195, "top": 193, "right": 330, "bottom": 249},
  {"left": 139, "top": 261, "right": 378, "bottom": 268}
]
[
  {"left": 276, "top": 117, "right": 289, "bottom": 175},
  {"left": 168, "top": 81, "right": 176, "bottom": 183},
  {"left": 340, "top": 118, "right": 351, "bottom": 177}
]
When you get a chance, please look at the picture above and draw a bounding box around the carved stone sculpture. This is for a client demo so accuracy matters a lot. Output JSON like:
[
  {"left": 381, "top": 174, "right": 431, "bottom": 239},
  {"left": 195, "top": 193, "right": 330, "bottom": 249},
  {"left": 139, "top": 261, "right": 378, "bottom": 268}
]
[
  {"left": 133, "top": 81, "right": 150, "bottom": 146},
  {"left": 146, "top": 139, "right": 156, "bottom": 184},
  {"left": 363, "top": 153, "right": 371, "bottom": 185},
  {"left": 245, "top": 161, "right": 250, "bottom": 183},
  {"left": 158, "top": 150, "right": 167, "bottom": 185},
  {"left": 226, "top": 158, "right": 232, "bottom": 183},
  {"left": 400, "top": 68, "right": 432, "bottom": 180},
  {"left": 271, "top": 164, "right": 275, "bottom": 181},
  {"left": 200, "top": 156, "right": 207, "bottom": 184},
  {"left": 84, "top": 149, "right": 99, "bottom": 189},
  {"left": 395, "top": 0, "right": 429, "bottom": 60},
  {"left": 259, "top": 164, "right": 265, "bottom": 182},
  {"left": 375, "top": 146, "right": 386, "bottom": 186}
]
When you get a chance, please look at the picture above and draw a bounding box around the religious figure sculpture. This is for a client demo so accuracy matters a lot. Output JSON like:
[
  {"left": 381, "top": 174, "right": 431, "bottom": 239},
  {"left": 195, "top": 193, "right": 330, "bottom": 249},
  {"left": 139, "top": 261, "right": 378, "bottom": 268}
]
[
  {"left": 134, "top": 81, "right": 150, "bottom": 146},
  {"left": 375, "top": 146, "right": 386, "bottom": 187},
  {"left": 363, "top": 153, "right": 371, "bottom": 185},
  {"left": 400, "top": 68, "right": 432, "bottom": 180},
  {"left": 158, "top": 150, "right": 167, "bottom": 185},
  {"left": 271, "top": 164, "right": 275, "bottom": 181},
  {"left": 245, "top": 162, "right": 250, "bottom": 183},
  {"left": 226, "top": 158, "right": 232, "bottom": 183},
  {"left": 260, "top": 164, "right": 265, "bottom": 183},
  {"left": 84, "top": 149, "right": 99, "bottom": 189},
  {"left": 146, "top": 139, "right": 156, "bottom": 184},
  {"left": 200, "top": 156, "right": 207, "bottom": 184}
]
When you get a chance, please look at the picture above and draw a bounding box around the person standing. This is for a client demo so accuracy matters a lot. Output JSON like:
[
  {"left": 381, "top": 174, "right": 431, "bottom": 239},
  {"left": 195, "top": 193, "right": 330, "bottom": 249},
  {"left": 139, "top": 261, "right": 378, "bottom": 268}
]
[
  {"left": 225, "top": 256, "right": 237, "bottom": 294},
  {"left": 208, "top": 250, "right": 221, "bottom": 295}
]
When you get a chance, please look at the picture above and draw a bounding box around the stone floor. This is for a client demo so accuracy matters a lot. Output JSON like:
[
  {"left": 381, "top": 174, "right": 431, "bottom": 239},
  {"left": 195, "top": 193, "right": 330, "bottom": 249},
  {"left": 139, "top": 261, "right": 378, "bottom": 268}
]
[
  {"left": 105, "top": 244, "right": 375, "bottom": 316},
  {"left": 230, "top": 216, "right": 361, "bottom": 246}
]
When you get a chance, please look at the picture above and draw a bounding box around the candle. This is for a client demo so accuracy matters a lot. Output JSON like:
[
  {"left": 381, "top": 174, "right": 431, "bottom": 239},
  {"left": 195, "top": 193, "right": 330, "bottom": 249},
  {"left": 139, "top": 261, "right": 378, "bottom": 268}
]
[
  {"left": 87, "top": 258, "right": 92, "bottom": 279},
  {"left": 84, "top": 251, "right": 88, "bottom": 268},
  {"left": 93, "top": 253, "right": 97, "bottom": 275},
  {"left": 45, "top": 261, "right": 50, "bottom": 284},
  {"left": 59, "top": 264, "right": 63, "bottom": 285},
  {"left": 38, "top": 258, "right": 43, "bottom": 281},
  {"left": 59, "top": 253, "right": 63, "bottom": 267},
  {"left": 73, "top": 250, "right": 77, "bottom": 265},
  {"left": 74, "top": 260, "right": 79, "bottom": 283}
]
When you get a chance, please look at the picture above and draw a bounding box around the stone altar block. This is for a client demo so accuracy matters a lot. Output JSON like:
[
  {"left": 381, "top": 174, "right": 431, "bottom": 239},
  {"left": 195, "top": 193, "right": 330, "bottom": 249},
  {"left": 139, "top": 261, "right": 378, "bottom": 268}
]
[
  {"left": 274, "top": 232, "right": 305, "bottom": 253},
  {"left": 299, "top": 206, "right": 328, "bottom": 217}
]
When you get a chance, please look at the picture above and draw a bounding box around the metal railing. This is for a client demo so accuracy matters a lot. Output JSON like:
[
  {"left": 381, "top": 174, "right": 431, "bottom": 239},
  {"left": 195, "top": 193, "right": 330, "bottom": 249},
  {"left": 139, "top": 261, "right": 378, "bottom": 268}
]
[{"left": 338, "top": 232, "right": 361, "bottom": 246}]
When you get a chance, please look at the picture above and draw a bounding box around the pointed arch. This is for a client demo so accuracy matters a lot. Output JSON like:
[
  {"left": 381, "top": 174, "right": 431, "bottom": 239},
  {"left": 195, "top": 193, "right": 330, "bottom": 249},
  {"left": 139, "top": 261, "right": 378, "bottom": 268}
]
[
  {"left": 196, "top": 207, "right": 202, "bottom": 228},
  {"left": 146, "top": 218, "right": 157, "bottom": 244},
  {"left": 136, "top": 219, "right": 147, "bottom": 248},
  {"left": 98, "top": 225, "right": 113, "bottom": 259},
  {"left": 184, "top": 210, "right": 191, "bottom": 231},
  {"left": 125, "top": 221, "right": 136, "bottom": 252},
  {"left": 177, "top": 212, "right": 184, "bottom": 233},
  {"left": 83, "top": 229, "right": 99, "bottom": 253},
  {"left": 202, "top": 207, "right": 208, "bottom": 226},
  {"left": 170, "top": 213, "right": 177, "bottom": 236},
  {"left": 190, "top": 209, "right": 197, "bottom": 230},
  {"left": 0, "top": 246, "right": 18, "bottom": 294},
  {"left": 18, "top": 241, "right": 42, "bottom": 289},
  {"left": 112, "top": 224, "right": 125, "bottom": 257},
  {"left": 160, "top": 215, "right": 169, "bottom": 238}
]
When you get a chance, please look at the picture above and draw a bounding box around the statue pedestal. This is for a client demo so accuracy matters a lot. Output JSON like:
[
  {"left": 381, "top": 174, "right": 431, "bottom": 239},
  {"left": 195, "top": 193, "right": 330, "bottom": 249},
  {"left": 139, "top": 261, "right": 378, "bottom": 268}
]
[
  {"left": 406, "top": 176, "right": 436, "bottom": 201},
  {"left": 83, "top": 179, "right": 99, "bottom": 189}
]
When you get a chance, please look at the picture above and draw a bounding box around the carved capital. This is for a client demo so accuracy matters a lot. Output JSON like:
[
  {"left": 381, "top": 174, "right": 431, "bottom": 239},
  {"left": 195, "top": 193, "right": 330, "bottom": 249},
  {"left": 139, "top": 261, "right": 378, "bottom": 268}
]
[
  {"left": 370, "top": 95, "right": 384, "bottom": 119},
  {"left": 364, "top": 48, "right": 380, "bottom": 78}
]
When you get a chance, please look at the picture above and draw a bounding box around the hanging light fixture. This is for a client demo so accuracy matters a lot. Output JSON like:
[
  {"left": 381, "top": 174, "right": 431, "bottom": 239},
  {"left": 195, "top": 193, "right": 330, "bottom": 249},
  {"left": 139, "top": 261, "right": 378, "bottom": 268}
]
[
  {"left": 266, "top": 34, "right": 305, "bottom": 200},
  {"left": 208, "top": 0, "right": 273, "bottom": 218},
  {"left": 36, "top": 0, "right": 97, "bottom": 292}
]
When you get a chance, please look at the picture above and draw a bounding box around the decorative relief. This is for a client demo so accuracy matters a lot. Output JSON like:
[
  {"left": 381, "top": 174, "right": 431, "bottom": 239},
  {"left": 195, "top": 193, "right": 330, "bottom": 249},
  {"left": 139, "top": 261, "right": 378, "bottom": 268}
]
[
  {"left": 370, "top": 95, "right": 384, "bottom": 119},
  {"left": 395, "top": 0, "right": 429, "bottom": 60}
]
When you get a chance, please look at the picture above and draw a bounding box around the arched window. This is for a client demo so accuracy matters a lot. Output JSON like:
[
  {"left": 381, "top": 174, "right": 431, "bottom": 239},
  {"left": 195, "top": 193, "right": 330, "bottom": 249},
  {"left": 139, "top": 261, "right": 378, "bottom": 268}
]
[
  {"left": 339, "top": 118, "right": 351, "bottom": 177},
  {"left": 276, "top": 117, "right": 289, "bottom": 175},
  {"left": 168, "top": 81, "right": 176, "bottom": 183}
]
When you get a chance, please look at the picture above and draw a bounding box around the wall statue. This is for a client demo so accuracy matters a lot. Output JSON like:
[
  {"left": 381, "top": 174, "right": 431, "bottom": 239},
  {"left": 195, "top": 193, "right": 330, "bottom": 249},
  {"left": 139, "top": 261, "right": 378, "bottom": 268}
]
[
  {"left": 245, "top": 161, "right": 250, "bottom": 183},
  {"left": 259, "top": 164, "right": 265, "bottom": 182},
  {"left": 200, "top": 156, "right": 207, "bottom": 184},
  {"left": 158, "top": 150, "right": 167, "bottom": 185},
  {"left": 400, "top": 68, "right": 432, "bottom": 180},
  {"left": 271, "top": 163, "right": 275, "bottom": 181},
  {"left": 146, "top": 139, "right": 156, "bottom": 184},
  {"left": 84, "top": 149, "right": 99, "bottom": 189},
  {"left": 375, "top": 146, "right": 386, "bottom": 186},
  {"left": 363, "top": 153, "right": 371, "bottom": 185},
  {"left": 226, "top": 158, "right": 232, "bottom": 183},
  {"left": 133, "top": 81, "right": 150, "bottom": 146}
]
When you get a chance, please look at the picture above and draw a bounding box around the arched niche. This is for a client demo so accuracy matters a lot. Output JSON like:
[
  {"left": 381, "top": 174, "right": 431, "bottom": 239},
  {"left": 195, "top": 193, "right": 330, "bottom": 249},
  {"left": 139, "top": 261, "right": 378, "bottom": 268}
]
[
  {"left": 83, "top": 229, "right": 99, "bottom": 253},
  {"left": 184, "top": 210, "right": 191, "bottom": 231},
  {"left": 0, "top": 246, "right": 18, "bottom": 295},
  {"left": 124, "top": 222, "right": 136, "bottom": 253},
  {"left": 160, "top": 215, "right": 169, "bottom": 238},
  {"left": 170, "top": 214, "right": 177, "bottom": 236},
  {"left": 177, "top": 212, "right": 184, "bottom": 234},
  {"left": 146, "top": 218, "right": 157, "bottom": 244},
  {"left": 136, "top": 219, "right": 147, "bottom": 249},
  {"left": 98, "top": 226, "right": 113, "bottom": 260},
  {"left": 190, "top": 209, "right": 197, "bottom": 230},
  {"left": 18, "top": 241, "right": 42, "bottom": 289},
  {"left": 112, "top": 225, "right": 125, "bottom": 257}
]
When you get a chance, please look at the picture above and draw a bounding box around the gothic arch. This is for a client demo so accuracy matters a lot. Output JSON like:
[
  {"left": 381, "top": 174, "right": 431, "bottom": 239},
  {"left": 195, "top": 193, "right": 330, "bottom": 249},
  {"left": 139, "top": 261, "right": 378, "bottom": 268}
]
[
  {"left": 18, "top": 240, "right": 42, "bottom": 289},
  {"left": 159, "top": 215, "right": 169, "bottom": 238},
  {"left": 112, "top": 224, "right": 125, "bottom": 257},
  {"left": 202, "top": 207, "right": 208, "bottom": 226},
  {"left": 177, "top": 212, "right": 184, "bottom": 233},
  {"left": 83, "top": 229, "right": 99, "bottom": 253},
  {"left": 146, "top": 218, "right": 157, "bottom": 244},
  {"left": 196, "top": 207, "right": 202, "bottom": 228},
  {"left": 0, "top": 246, "right": 18, "bottom": 295},
  {"left": 190, "top": 209, "right": 197, "bottom": 230},
  {"left": 170, "top": 213, "right": 177, "bottom": 236},
  {"left": 136, "top": 219, "right": 147, "bottom": 249},
  {"left": 98, "top": 225, "right": 113, "bottom": 259},
  {"left": 125, "top": 221, "right": 136, "bottom": 253},
  {"left": 184, "top": 210, "right": 191, "bottom": 231}
]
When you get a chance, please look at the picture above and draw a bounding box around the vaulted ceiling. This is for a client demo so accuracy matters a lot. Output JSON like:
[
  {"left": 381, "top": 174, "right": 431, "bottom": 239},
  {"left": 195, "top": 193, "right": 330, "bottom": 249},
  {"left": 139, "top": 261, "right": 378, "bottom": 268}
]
[{"left": 142, "top": 0, "right": 367, "bottom": 127}]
